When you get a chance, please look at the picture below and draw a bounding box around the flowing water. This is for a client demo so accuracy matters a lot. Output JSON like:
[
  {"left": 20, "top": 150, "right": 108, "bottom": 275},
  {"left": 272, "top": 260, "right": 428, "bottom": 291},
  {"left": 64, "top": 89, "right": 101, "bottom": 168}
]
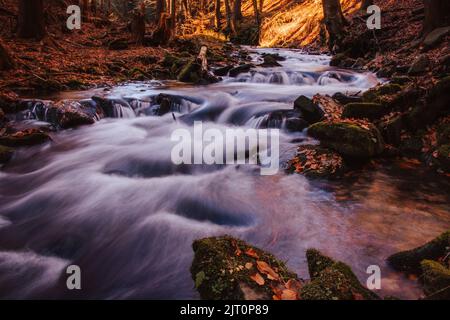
[{"left": 0, "top": 48, "right": 449, "bottom": 299}]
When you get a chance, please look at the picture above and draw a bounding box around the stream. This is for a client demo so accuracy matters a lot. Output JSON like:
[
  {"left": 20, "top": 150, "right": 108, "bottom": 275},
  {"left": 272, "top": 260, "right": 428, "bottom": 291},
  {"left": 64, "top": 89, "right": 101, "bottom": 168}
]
[{"left": 0, "top": 48, "right": 449, "bottom": 299}]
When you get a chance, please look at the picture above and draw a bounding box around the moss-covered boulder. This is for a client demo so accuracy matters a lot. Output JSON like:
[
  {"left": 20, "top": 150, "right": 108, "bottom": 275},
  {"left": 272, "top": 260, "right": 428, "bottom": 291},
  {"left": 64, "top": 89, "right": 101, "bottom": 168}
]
[
  {"left": 307, "top": 121, "right": 384, "bottom": 158},
  {"left": 342, "top": 102, "right": 386, "bottom": 121},
  {"left": 421, "top": 260, "right": 450, "bottom": 300},
  {"left": 362, "top": 83, "right": 402, "bottom": 104},
  {"left": 379, "top": 115, "right": 403, "bottom": 146},
  {"left": 387, "top": 230, "right": 450, "bottom": 274},
  {"left": 301, "top": 249, "right": 380, "bottom": 300},
  {"left": 0, "top": 129, "right": 51, "bottom": 147},
  {"left": 191, "top": 236, "right": 300, "bottom": 300},
  {"left": 286, "top": 145, "right": 346, "bottom": 179},
  {"left": 0, "top": 145, "right": 13, "bottom": 164}
]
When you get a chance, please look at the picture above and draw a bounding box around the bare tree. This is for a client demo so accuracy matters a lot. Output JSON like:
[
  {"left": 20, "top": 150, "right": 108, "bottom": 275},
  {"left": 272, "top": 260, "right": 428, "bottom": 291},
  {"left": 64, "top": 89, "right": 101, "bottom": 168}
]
[
  {"left": 170, "top": 0, "right": 177, "bottom": 30},
  {"left": 252, "top": 0, "right": 260, "bottom": 26},
  {"left": 224, "top": 0, "right": 233, "bottom": 34},
  {"left": 18, "top": 0, "right": 46, "bottom": 40},
  {"left": 422, "top": 0, "right": 450, "bottom": 35}
]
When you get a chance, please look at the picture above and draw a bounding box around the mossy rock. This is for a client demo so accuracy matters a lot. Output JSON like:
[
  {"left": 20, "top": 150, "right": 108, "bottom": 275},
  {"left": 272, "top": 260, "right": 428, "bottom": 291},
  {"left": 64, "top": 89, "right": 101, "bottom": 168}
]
[
  {"left": 301, "top": 249, "right": 380, "bottom": 300},
  {"left": 294, "top": 95, "right": 325, "bottom": 124},
  {"left": 362, "top": 83, "right": 402, "bottom": 103},
  {"left": 399, "top": 133, "right": 424, "bottom": 155},
  {"left": 191, "top": 236, "right": 298, "bottom": 300},
  {"left": 387, "top": 230, "right": 450, "bottom": 274},
  {"left": 0, "top": 129, "right": 51, "bottom": 147},
  {"left": 307, "top": 121, "right": 384, "bottom": 158},
  {"left": 342, "top": 102, "right": 386, "bottom": 121},
  {"left": 421, "top": 260, "right": 450, "bottom": 300},
  {"left": 0, "top": 145, "right": 13, "bottom": 164},
  {"left": 429, "top": 144, "right": 450, "bottom": 172}
]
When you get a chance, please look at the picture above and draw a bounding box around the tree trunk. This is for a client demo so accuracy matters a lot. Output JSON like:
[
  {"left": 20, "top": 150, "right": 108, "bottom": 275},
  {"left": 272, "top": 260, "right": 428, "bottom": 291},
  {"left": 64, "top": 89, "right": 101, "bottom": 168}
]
[
  {"left": 90, "top": 0, "right": 97, "bottom": 16},
  {"left": 0, "top": 40, "right": 14, "bottom": 71},
  {"left": 152, "top": 12, "right": 172, "bottom": 45},
  {"left": 224, "top": 0, "right": 233, "bottom": 34},
  {"left": 259, "top": 0, "right": 264, "bottom": 14},
  {"left": 18, "top": 0, "right": 46, "bottom": 40},
  {"left": 252, "top": 0, "right": 260, "bottom": 26},
  {"left": 322, "top": 0, "right": 345, "bottom": 51},
  {"left": 170, "top": 0, "right": 177, "bottom": 30},
  {"left": 360, "top": 0, "right": 373, "bottom": 11},
  {"left": 215, "top": 0, "right": 222, "bottom": 30},
  {"left": 233, "top": 0, "right": 242, "bottom": 21},
  {"left": 131, "top": 3, "right": 146, "bottom": 45},
  {"left": 422, "top": 0, "right": 450, "bottom": 35},
  {"left": 156, "top": 0, "right": 165, "bottom": 23}
]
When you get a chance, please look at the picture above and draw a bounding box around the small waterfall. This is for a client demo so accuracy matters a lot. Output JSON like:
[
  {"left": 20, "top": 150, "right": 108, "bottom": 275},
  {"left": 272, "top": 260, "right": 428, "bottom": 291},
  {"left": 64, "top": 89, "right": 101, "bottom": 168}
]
[{"left": 112, "top": 103, "right": 136, "bottom": 118}]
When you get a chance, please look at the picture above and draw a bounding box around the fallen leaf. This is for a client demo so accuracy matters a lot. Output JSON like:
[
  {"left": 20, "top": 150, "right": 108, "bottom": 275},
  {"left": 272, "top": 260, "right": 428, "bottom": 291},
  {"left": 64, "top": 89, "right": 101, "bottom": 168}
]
[
  {"left": 281, "top": 289, "right": 298, "bottom": 300},
  {"left": 245, "top": 248, "right": 259, "bottom": 259},
  {"left": 256, "top": 260, "right": 280, "bottom": 281},
  {"left": 250, "top": 273, "right": 265, "bottom": 286},
  {"left": 285, "top": 279, "right": 302, "bottom": 292},
  {"left": 245, "top": 262, "right": 253, "bottom": 270}
]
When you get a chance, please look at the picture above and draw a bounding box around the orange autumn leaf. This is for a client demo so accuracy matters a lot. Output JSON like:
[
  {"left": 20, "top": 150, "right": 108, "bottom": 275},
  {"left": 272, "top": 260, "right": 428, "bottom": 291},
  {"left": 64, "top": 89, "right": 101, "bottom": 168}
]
[
  {"left": 256, "top": 260, "right": 279, "bottom": 281},
  {"left": 245, "top": 248, "right": 259, "bottom": 259},
  {"left": 250, "top": 272, "right": 265, "bottom": 286},
  {"left": 281, "top": 289, "right": 298, "bottom": 300}
]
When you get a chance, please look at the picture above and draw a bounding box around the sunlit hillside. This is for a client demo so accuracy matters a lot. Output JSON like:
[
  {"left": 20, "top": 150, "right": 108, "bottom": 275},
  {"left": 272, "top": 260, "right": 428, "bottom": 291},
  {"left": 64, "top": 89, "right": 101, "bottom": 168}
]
[{"left": 256, "top": 0, "right": 361, "bottom": 47}]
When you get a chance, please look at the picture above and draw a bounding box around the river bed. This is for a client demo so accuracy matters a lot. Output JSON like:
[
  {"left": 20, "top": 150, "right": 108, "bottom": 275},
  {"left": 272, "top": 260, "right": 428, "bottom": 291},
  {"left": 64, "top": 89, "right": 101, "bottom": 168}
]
[{"left": 0, "top": 48, "right": 449, "bottom": 299}]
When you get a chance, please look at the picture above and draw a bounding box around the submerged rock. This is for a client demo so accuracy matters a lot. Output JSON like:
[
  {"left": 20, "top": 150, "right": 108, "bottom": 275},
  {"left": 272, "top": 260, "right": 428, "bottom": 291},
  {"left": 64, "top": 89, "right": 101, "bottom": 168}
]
[
  {"left": 294, "top": 95, "right": 324, "bottom": 124},
  {"left": 287, "top": 145, "right": 346, "bottom": 178},
  {"left": 387, "top": 230, "right": 450, "bottom": 274},
  {"left": 191, "top": 236, "right": 300, "bottom": 300},
  {"left": 342, "top": 102, "right": 386, "bottom": 121},
  {"left": 301, "top": 249, "right": 380, "bottom": 300},
  {"left": 308, "top": 121, "right": 384, "bottom": 158}
]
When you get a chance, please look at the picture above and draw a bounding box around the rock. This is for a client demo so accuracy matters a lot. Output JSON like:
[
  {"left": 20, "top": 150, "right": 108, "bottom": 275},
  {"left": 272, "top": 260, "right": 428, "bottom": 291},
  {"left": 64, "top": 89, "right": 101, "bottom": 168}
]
[
  {"left": 294, "top": 95, "right": 324, "bottom": 124},
  {"left": 55, "top": 101, "right": 96, "bottom": 129},
  {"left": 342, "top": 102, "right": 386, "bottom": 121},
  {"left": 229, "top": 64, "right": 253, "bottom": 77},
  {"left": 0, "top": 129, "right": 51, "bottom": 147},
  {"left": 287, "top": 145, "right": 346, "bottom": 179},
  {"left": 390, "top": 76, "right": 412, "bottom": 85},
  {"left": 379, "top": 115, "right": 403, "bottom": 146},
  {"left": 0, "top": 145, "right": 13, "bottom": 164},
  {"left": 387, "top": 230, "right": 450, "bottom": 274},
  {"left": 408, "top": 54, "right": 430, "bottom": 75},
  {"left": 362, "top": 83, "right": 402, "bottom": 103},
  {"left": 332, "top": 92, "right": 363, "bottom": 105},
  {"left": 285, "top": 118, "right": 309, "bottom": 132},
  {"left": 259, "top": 55, "right": 281, "bottom": 67},
  {"left": 214, "top": 65, "right": 233, "bottom": 76},
  {"left": 407, "top": 77, "right": 450, "bottom": 129},
  {"left": 301, "top": 249, "right": 380, "bottom": 300},
  {"left": 108, "top": 38, "right": 129, "bottom": 50},
  {"left": 261, "top": 53, "right": 285, "bottom": 61},
  {"left": 308, "top": 121, "right": 385, "bottom": 158},
  {"left": 399, "top": 133, "right": 424, "bottom": 155},
  {"left": 330, "top": 53, "right": 355, "bottom": 68},
  {"left": 429, "top": 144, "right": 450, "bottom": 173},
  {"left": 191, "top": 236, "right": 299, "bottom": 300},
  {"left": 421, "top": 260, "right": 450, "bottom": 300},
  {"left": 423, "top": 27, "right": 450, "bottom": 49}
]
